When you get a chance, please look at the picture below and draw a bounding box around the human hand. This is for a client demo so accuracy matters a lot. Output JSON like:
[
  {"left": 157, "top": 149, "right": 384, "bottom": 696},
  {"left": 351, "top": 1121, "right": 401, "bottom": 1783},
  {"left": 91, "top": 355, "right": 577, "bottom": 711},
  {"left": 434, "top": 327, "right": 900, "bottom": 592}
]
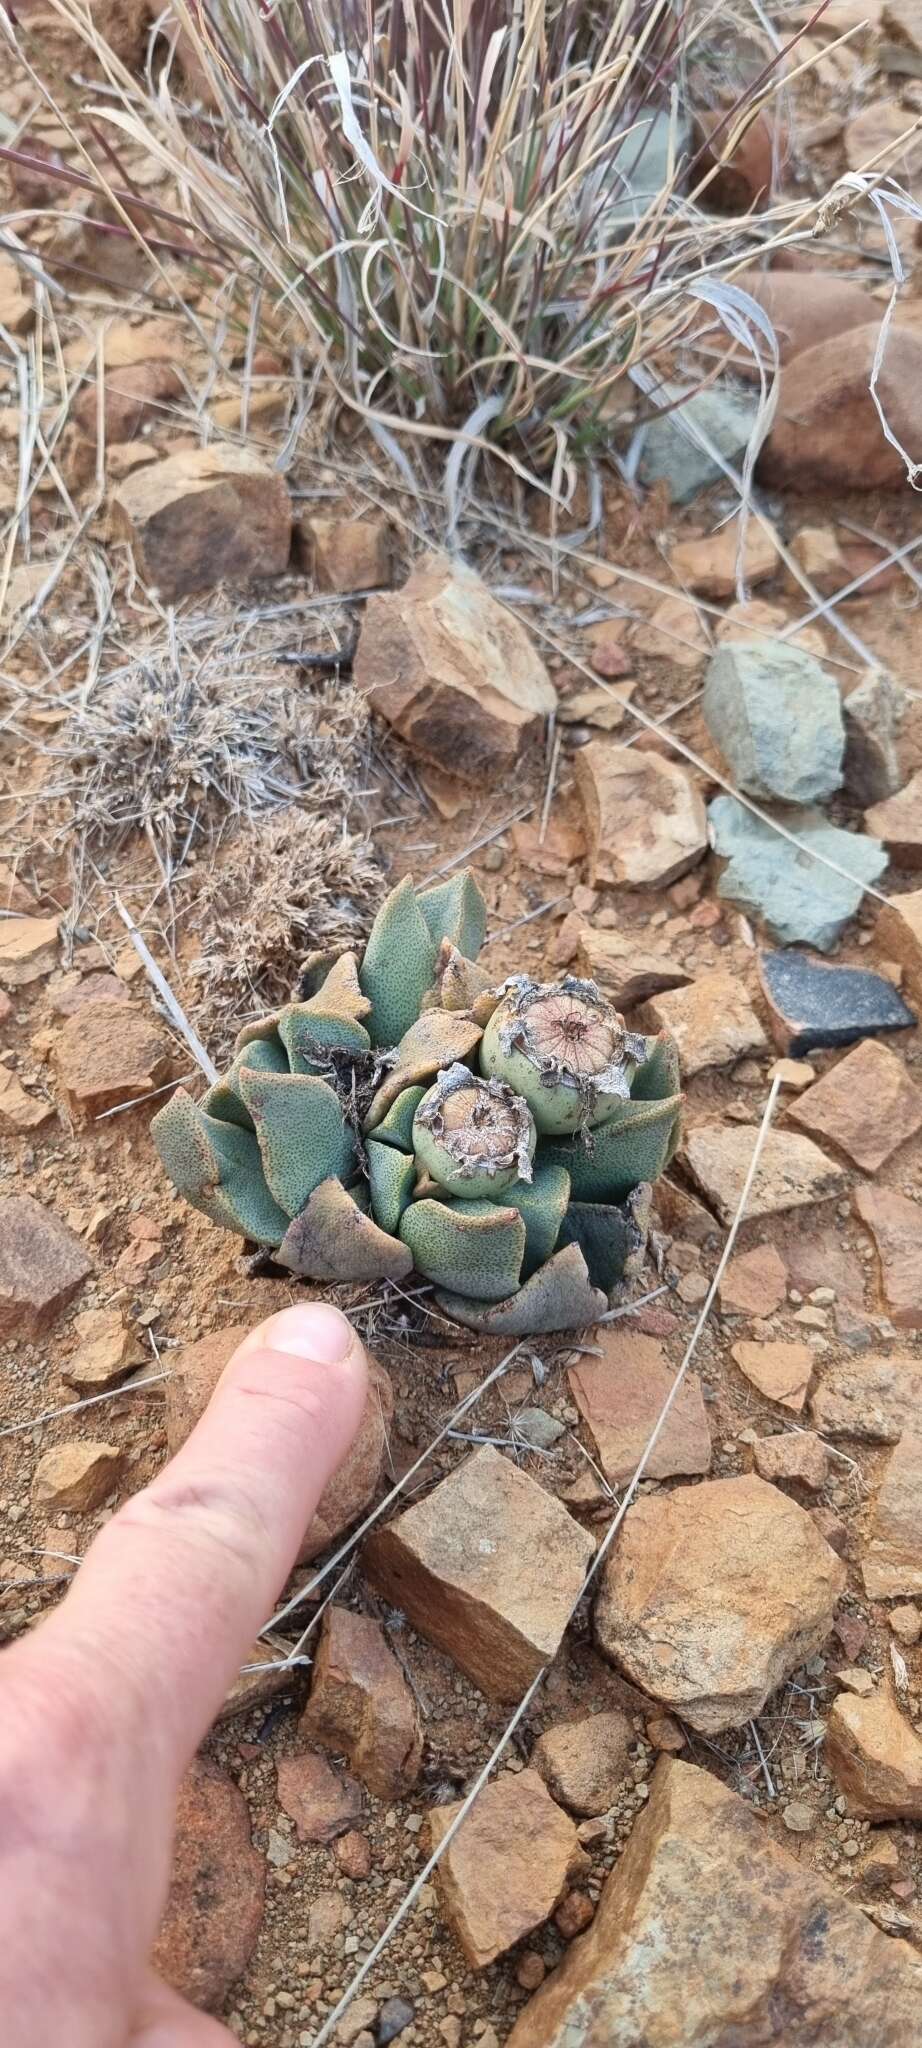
[{"left": 0, "top": 1303, "right": 368, "bottom": 2047}]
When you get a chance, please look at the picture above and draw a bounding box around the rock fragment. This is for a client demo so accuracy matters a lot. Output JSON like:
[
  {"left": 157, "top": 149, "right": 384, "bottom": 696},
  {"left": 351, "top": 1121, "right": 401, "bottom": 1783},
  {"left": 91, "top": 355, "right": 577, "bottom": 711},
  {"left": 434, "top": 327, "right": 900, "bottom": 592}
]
[
  {"left": 110, "top": 446, "right": 292, "bottom": 602},
  {"left": 827, "top": 1689, "right": 922, "bottom": 1820},
  {"left": 636, "top": 382, "right": 761, "bottom": 504},
  {"left": 876, "top": 886, "right": 922, "bottom": 1009},
  {"left": 641, "top": 969, "right": 766, "bottom": 1076},
  {"left": 703, "top": 639, "right": 845, "bottom": 804},
  {"left": 568, "top": 1329, "right": 710, "bottom": 1486},
  {"left": 709, "top": 797, "right": 887, "bottom": 952},
  {"left": 844, "top": 670, "right": 907, "bottom": 805},
  {"left": 759, "top": 324, "right": 922, "bottom": 492},
  {"left": 866, "top": 770, "right": 922, "bottom": 868},
  {"left": 753, "top": 1430, "right": 829, "bottom": 1492},
  {"left": 299, "top": 1605, "right": 422, "bottom": 1800},
  {"left": 0, "top": 1194, "right": 92, "bottom": 1339},
  {"left": 669, "top": 519, "right": 778, "bottom": 600},
  {"left": 506, "top": 1758, "right": 922, "bottom": 2048},
  {"left": 427, "top": 1769, "right": 588, "bottom": 1967},
  {"left": 363, "top": 1445, "right": 594, "bottom": 1702},
  {"left": 276, "top": 1751, "right": 363, "bottom": 1844},
  {"left": 575, "top": 927, "right": 690, "bottom": 1006},
  {"left": 353, "top": 553, "right": 556, "bottom": 785},
  {"left": 296, "top": 514, "right": 391, "bottom": 592},
  {"left": 811, "top": 1356, "right": 922, "bottom": 1442},
  {"left": 0, "top": 1065, "right": 54, "bottom": 1132},
  {"left": 573, "top": 742, "right": 707, "bottom": 889},
  {"left": 855, "top": 1184, "right": 922, "bottom": 1329},
  {"left": 33, "top": 1440, "right": 124, "bottom": 1512},
  {"left": 786, "top": 1039, "right": 922, "bottom": 1172},
  {"left": 62, "top": 1307, "right": 144, "bottom": 1391},
  {"left": 682, "top": 1122, "right": 845, "bottom": 1224},
  {"left": 718, "top": 1243, "right": 787, "bottom": 1317},
  {"left": 152, "top": 1758, "right": 265, "bottom": 2012},
  {"left": 53, "top": 998, "right": 171, "bottom": 1121},
  {"left": 862, "top": 1429, "right": 922, "bottom": 1598},
  {"left": 73, "top": 360, "right": 182, "bottom": 445},
  {"left": 530, "top": 1710, "right": 634, "bottom": 1816},
  {"left": 0, "top": 915, "right": 60, "bottom": 988},
  {"left": 757, "top": 946, "right": 915, "bottom": 1054},
  {"left": 732, "top": 1341, "right": 813, "bottom": 1412},
  {"left": 595, "top": 1475, "right": 845, "bottom": 1733}
]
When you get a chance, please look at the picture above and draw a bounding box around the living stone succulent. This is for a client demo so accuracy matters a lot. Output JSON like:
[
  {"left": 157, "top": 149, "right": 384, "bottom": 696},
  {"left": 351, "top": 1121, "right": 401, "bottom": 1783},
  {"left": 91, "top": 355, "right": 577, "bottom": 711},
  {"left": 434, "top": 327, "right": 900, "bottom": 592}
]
[{"left": 152, "top": 870, "right": 682, "bottom": 1334}]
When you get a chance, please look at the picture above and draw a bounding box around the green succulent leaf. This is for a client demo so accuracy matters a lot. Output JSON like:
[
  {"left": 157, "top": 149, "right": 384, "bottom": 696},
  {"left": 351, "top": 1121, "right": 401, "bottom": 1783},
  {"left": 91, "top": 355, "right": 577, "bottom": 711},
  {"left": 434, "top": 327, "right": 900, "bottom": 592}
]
[
  {"left": 543, "top": 1093, "right": 682, "bottom": 1202},
  {"left": 435, "top": 1242, "right": 606, "bottom": 1334},
  {"left": 366, "top": 1084, "right": 427, "bottom": 1150},
  {"left": 367, "top": 1140, "right": 416, "bottom": 1234},
  {"left": 151, "top": 1088, "right": 289, "bottom": 1244},
  {"left": 278, "top": 1001, "right": 371, "bottom": 1072},
  {"left": 415, "top": 869, "right": 487, "bottom": 961},
  {"left": 504, "top": 1160, "right": 571, "bottom": 1278},
  {"left": 305, "top": 951, "right": 372, "bottom": 1021},
  {"left": 237, "top": 1066, "right": 356, "bottom": 1216},
  {"left": 277, "top": 1177, "right": 414, "bottom": 1282},
  {"left": 399, "top": 1197, "right": 526, "bottom": 1300},
  {"left": 632, "top": 1030, "right": 681, "bottom": 1103},
  {"left": 359, "top": 876, "right": 440, "bottom": 1047}
]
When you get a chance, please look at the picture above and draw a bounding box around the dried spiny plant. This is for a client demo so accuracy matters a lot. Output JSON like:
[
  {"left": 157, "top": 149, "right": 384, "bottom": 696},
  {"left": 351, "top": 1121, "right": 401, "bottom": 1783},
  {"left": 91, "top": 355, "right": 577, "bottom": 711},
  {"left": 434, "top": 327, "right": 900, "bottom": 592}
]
[
  {"left": 186, "top": 806, "right": 386, "bottom": 1058},
  {"left": 54, "top": 617, "right": 371, "bottom": 867}
]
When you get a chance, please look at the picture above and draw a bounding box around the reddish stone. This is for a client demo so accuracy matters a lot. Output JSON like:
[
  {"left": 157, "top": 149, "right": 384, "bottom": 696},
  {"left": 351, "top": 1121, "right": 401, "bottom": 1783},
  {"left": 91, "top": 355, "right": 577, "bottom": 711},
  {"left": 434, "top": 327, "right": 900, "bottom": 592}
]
[
  {"left": 0, "top": 1193, "right": 92, "bottom": 1339},
  {"left": 299, "top": 1605, "right": 422, "bottom": 1799},
  {"left": 276, "top": 1750, "right": 362, "bottom": 1844},
  {"left": 856, "top": 1186, "right": 922, "bottom": 1329},
  {"left": 568, "top": 1330, "right": 710, "bottom": 1487},
  {"left": 787, "top": 1041, "right": 922, "bottom": 1173},
  {"left": 152, "top": 1758, "right": 265, "bottom": 2012},
  {"left": 427, "top": 1770, "right": 589, "bottom": 1968}
]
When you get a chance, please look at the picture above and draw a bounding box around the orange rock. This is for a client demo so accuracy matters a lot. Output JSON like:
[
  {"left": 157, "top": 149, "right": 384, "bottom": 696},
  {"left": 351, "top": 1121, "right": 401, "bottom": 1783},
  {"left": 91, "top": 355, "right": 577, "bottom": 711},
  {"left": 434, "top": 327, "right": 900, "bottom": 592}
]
[
  {"left": 299, "top": 1605, "right": 422, "bottom": 1800},
  {"left": 72, "top": 360, "right": 182, "bottom": 445},
  {"left": 719, "top": 1242, "right": 788, "bottom": 1317},
  {"left": 573, "top": 742, "right": 707, "bottom": 890},
  {"left": 568, "top": 1329, "right": 711, "bottom": 1486},
  {"left": 641, "top": 969, "right": 767, "bottom": 1077},
  {"left": 427, "top": 1770, "right": 589, "bottom": 1968},
  {"left": 827, "top": 1689, "right": 922, "bottom": 1820},
  {"left": 759, "top": 325, "right": 922, "bottom": 492},
  {"left": 732, "top": 268, "right": 876, "bottom": 364},
  {"left": 862, "top": 1428, "right": 922, "bottom": 1597},
  {"left": 52, "top": 997, "right": 171, "bottom": 1121},
  {"left": 669, "top": 517, "right": 779, "bottom": 600},
  {"left": 296, "top": 514, "right": 392, "bottom": 592},
  {"left": 531, "top": 1710, "right": 634, "bottom": 1816},
  {"left": 33, "top": 1439, "right": 124, "bottom": 1512},
  {"left": 110, "top": 446, "right": 293, "bottom": 602},
  {"left": 732, "top": 1340, "right": 814, "bottom": 1413},
  {"left": 152, "top": 1758, "right": 265, "bottom": 2011},
  {"left": 856, "top": 1183, "right": 922, "bottom": 1329},
  {"left": 363, "top": 1444, "right": 594, "bottom": 1703},
  {"left": 787, "top": 1039, "right": 922, "bottom": 1172}
]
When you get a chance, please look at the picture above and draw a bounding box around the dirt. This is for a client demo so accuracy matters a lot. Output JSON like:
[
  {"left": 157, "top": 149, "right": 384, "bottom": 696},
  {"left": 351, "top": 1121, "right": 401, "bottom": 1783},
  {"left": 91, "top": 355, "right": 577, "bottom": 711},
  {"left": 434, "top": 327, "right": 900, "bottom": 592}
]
[{"left": 3, "top": 15, "right": 922, "bottom": 2047}]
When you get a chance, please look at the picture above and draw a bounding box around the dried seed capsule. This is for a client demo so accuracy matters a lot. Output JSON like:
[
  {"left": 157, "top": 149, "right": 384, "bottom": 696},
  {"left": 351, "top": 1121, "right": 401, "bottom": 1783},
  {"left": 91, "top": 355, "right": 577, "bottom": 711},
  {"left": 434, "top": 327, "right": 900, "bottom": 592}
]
[
  {"left": 480, "top": 975, "right": 644, "bottom": 1135},
  {"left": 412, "top": 1062, "right": 536, "bottom": 1198}
]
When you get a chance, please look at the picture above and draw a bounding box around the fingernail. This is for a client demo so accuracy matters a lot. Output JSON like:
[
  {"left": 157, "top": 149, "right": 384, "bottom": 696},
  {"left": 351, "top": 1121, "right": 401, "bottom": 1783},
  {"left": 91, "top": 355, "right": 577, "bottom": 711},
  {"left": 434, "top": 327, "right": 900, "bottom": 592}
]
[{"left": 262, "top": 1302, "right": 354, "bottom": 1365}]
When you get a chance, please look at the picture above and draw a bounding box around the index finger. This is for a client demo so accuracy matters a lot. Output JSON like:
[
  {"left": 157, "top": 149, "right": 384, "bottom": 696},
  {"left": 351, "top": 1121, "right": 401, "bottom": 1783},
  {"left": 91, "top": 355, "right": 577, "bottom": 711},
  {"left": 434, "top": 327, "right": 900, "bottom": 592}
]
[{"left": 8, "top": 1303, "right": 368, "bottom": 1786}]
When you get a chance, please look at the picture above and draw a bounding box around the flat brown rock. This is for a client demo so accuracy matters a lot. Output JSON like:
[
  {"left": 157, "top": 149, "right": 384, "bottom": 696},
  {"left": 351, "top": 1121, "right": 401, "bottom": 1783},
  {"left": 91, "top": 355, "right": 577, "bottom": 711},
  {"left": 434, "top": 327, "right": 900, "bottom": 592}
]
[
  {"left": 573, "top": 742, "right": 707, "bottom": 890},
  {"left": 682, "top": 1123, "right": 845, "bottom": 1225},
  {"left": 719, "top": 1242, "right": 788, "bottom": 1317},
  {"left": 855, "top": 1184, "right": 922, "bottom": 1328},
  {"left": 32, "top": 1440, "right": 124, "bottom": 1512},
  {"left": 110, "top": 445, "right": 293, "bottom": 603},
  {"left": 62, "top": 1307, "right": 144, "bottom": 1392},
  {"left": 531, "top": 1710, "right": 634, "bottom": 1816},
  {"left": 595, "top": 1474, "right": 845, "bottom": 1733},
  {"left": 0, "top": 1065, "right": 54, "bottom": 1132},
  {"left": 0, "top": 1193, "right": 92, "bottom": 1339},
  {"left": 299, "top": 1605, "right": 422, "bottom": 1800},
  {"left": 353, "top": 553, "right": 555, "bottom": 786},
  {"left": 862, "top": 1429, "right": 922, "bottom": 1598},
  {"left": 732, "top": 1340, "right": 813, "bottom": 1412},
  {"left": 276, "top": 1750, "right": 363, "bottom": 1844},
  {"left": 165, "top": 1323, "right": 393, "bottom": 1562},
  {"left": 669, "top": 518, "right": 779, "bottom": 600},
  {"left": 576, "top": 927, "right": 690, "bottom": 1006},
  {"left": 296, "top": 513, "right": 391, "bottom": 592},
  {"left": 363, "top": 1445, "right": 594, "bottom": 1703},
  {"left": 152, "top": 1757, "right": 265, "bottom": 2011},
  {"left": 826, "top": 1690, "right": 922, "bottom": 1820},
  {"left": 73, "top": 360, "right": 182, "bottom": 444},
  {"left": 0, "top": 915, "right": 59, "bottom": 987},
  {"left": 786, "top": 1040, "right": 922, "bottom": 1172},
  {"left": 753, "top": 1430, "right": 829, "bottom": 1492},
  {"left": 642, "top": 970, "right": 767, "bottom": 1077},
  {"left": 568, "top": 1329, "right": 710, "bottom": 1486},
  {"left": 876, "top": 886, "right": 922, "bottom": 1008},
  {"left": 427, "top": 1769, "right": 588, "bottom": 1968},
  {"left": 866, "top": 770, "right": 922, "bottom": 867},
  {"left": 759, "top": 324, "right": 922, "bottom": 492},
  {"left": 53, "top": 998, "right": 171, "bottom": 1121},
  {"left": 506, "top": 1758, "right": 922, "bottom": 2048},
  {"left": 810, "top": 1356, "right": 922, "bottom": 1442}
]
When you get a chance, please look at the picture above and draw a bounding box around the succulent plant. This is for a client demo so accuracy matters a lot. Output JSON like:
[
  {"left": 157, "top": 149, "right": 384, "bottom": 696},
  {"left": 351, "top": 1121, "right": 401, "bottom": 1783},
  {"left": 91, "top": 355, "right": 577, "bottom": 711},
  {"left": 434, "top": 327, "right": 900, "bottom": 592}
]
[{"left": 152, "top": 870, "right": 682, "bottom": 1334}]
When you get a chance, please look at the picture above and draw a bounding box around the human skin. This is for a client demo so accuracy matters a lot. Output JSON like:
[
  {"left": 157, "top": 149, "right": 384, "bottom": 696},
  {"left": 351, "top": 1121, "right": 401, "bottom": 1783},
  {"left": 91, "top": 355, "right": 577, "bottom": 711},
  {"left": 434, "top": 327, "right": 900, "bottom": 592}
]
[{"left": 0, "top": 1302, "right": 369, "bottom": 2046}]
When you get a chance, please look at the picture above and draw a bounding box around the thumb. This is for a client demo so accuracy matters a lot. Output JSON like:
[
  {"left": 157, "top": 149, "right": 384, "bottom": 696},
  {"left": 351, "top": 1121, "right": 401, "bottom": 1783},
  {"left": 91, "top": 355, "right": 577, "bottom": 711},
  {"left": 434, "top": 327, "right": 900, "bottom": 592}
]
[{"left": 7, "top": 1302, "right": 369, "bottom": 1787}]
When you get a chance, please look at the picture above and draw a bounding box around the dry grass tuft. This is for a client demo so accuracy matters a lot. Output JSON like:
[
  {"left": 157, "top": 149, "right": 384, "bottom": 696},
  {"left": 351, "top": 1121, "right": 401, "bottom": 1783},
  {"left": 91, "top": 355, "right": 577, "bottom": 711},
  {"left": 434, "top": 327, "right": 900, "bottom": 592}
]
[{"left": 186, "top": 805, "right": 385, "bottom": 1058}]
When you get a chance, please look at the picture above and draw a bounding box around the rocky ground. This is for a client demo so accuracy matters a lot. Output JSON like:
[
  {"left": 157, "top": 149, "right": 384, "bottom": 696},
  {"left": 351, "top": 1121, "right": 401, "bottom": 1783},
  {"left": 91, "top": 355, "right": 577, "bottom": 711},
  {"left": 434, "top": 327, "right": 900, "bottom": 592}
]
[{"left": 5, "top": 3, "right": 922, "bottom": 2045}]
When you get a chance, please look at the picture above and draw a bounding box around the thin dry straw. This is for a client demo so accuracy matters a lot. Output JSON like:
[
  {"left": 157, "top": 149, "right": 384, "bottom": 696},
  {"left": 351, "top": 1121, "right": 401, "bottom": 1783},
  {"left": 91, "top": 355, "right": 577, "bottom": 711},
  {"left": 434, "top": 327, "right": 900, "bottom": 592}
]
[
  {"left": 0, "top": 1370, "right": 170, "bottom": 1440},
  {"left": 112, "top": 890, "right": 219, "bottom": 1084},
  {"left": 309, "top": 1077, "right": 782, "bottom": 2048}
]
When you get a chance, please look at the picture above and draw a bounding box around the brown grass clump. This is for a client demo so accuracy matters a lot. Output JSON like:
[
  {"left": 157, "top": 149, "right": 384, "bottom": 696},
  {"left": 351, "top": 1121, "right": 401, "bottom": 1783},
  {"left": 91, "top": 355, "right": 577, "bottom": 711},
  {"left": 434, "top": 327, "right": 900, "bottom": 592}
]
[{"left": 185, "top": 806, "right": 385, "bottom": 1059}]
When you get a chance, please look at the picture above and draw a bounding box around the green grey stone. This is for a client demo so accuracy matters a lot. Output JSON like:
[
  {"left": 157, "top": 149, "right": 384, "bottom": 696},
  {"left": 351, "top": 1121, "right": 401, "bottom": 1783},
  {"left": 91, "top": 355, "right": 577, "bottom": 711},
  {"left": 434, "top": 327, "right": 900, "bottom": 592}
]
[
  {"left": 709, "top": 796, "right": 888, "bottom": 952},
  {"left": 636, "top": 382, "right": 760, "bottom": 505},
  {"left": 704, "top": 638, "right": 845, "bottom": 804}
]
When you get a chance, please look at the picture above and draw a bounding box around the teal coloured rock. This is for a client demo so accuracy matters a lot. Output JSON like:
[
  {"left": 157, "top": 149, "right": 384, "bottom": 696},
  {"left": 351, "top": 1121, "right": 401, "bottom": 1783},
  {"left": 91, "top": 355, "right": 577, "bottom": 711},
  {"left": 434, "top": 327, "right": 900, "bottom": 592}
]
[
  {"left": 636, "top": 382, "right": 760, "bottom": 505},
  {"left": 704, "top": 639, "right": 845, "bottom": 804},
  {"left": 609, "top": 112, "right": 692, "bottom": 240},
  {"left": 709, "top": 797, "right": 888, "bottom": 953}
]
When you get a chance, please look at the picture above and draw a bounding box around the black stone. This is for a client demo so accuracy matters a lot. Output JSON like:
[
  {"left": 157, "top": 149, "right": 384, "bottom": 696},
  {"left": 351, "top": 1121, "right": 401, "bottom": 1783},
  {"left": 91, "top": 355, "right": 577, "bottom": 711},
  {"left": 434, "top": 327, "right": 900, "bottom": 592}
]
[
  {"left": 758, "top": 948, "right": 916, "bottom": 1056},
  {"left": 377, "top": 1997, "right": 416, "bottom": 2045}
]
